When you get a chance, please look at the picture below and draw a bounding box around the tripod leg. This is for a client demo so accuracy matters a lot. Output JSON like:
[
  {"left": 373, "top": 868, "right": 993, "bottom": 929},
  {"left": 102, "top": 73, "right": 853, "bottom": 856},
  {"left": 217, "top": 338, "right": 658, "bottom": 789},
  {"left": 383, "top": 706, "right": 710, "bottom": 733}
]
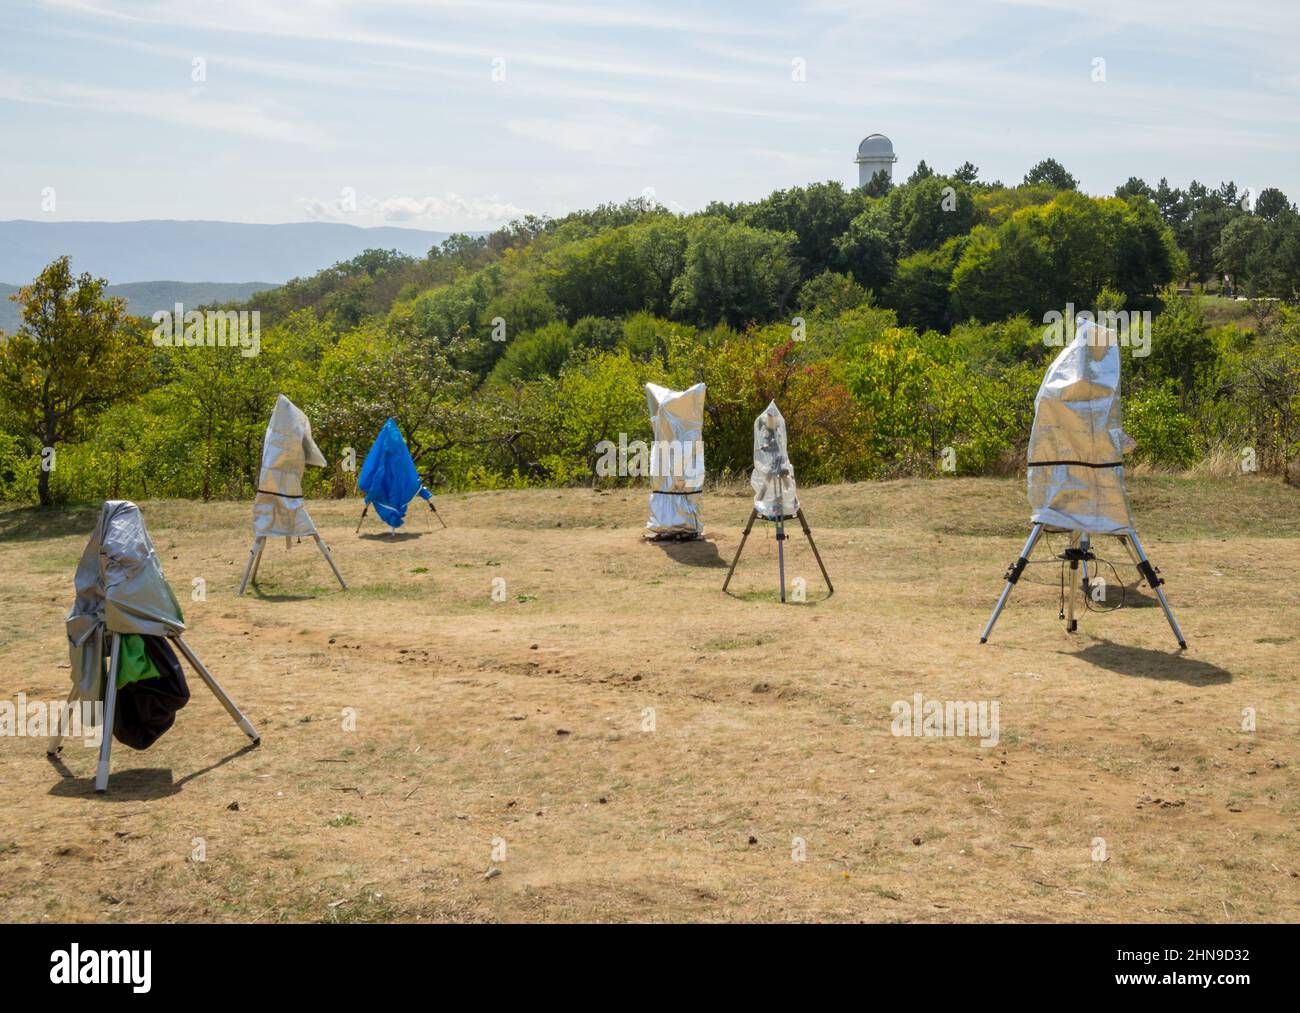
[
  {"left": 429, "top": 500, "right": 447, "bottom": 528},
  {"left": 776, "top": 515, "right": 786, "bottom": 602},
  {"left": 313, "top": 534, "right": 349, "bottom": 590},
  {"left": 47, "top": 683, "right": 78, "bottom": 755},
  {"left": 172, "top": 636, "right": 260, "bottom": 744},
  {"left": 722, "top": 509, "right": 759, "bottom": 593},
  {"left": 237, "top": 536, "right": 265, "bottom": 596},
  {"left": 250, "top": 537, "right": 266, "bottom": 583},
  {"left": 355, "top": 503, "right": 369, "bottom": 534},
  {"left": 981, "top": 523, "right": 1044, "bottom": 644},
  {"left": 94, "top": 634, "right": 122, "bottom": 794},
  {"left": 1063, "top": 531, "right": 1082, "bottom": 633},
  {"left": 1126, "top": 531, "right": 1187, "bottom": 649},
  {"left": 795, "top": 508, "right": 833, "bottom": 596},
  {"left": 1116, "top": 532, "right": 1144, "bottom": 585}
]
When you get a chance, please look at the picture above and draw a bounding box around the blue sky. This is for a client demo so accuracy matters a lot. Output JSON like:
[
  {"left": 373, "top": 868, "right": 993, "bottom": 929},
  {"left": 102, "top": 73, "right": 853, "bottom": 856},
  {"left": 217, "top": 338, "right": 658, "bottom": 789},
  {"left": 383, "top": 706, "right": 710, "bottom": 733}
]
[{"left": 2, "top": 0, "right": 1297, "bottom": 229}]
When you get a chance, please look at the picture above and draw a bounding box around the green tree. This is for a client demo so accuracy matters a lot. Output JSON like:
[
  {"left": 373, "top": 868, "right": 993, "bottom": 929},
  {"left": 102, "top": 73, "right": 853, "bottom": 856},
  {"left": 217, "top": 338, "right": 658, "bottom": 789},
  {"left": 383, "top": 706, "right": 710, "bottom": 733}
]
[
  {"left": 543, "top": 228, "right": 657, "bottom": 321},
  {"left": 742, "top": 182, "right": 867, "bottom": 279},
  {"left": 1254, "top": 187, "right": 1293, "bottom": 222},
  {"left": 863, "top": 169, "right": 893, "bottom": 198},
  {"left": 1023, "top": 158, "right": 1078, "bottom": 191},
  {"left": 833, "top": 204, "right": 897, "bottom": 291},
  {"left": 797, "top": 270, "right": 872, "bottom": 317},
  {"left": 0, "top": 257, "right": 149, "bottom": 506},
  {"left": 889, "top": 175, "right": 976, "bottom": 255},
  {"left": 886, "top": 239, "right": 963, "bottom": 332},
  {"left": 907, "top": 160, "right": 935, "bottom": 184},
  {"left": 670, "top": 219, "right": 800, "bottom": 328},
  {"left": 1124, "top": 381, "right": 1198, "bottom": 468},
  {"left": 1135, "top": 295, "right": 1217, "bottom": 404},
  {"left": 488, "top": 321, "right": 575, "bottom": 384}
]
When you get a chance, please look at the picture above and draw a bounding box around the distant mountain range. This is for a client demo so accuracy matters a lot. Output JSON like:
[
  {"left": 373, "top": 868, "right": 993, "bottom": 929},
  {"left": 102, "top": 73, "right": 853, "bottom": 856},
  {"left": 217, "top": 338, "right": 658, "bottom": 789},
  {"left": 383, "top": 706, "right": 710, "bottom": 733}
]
[
  {"left": 0, "top": 281, "right": 281, "bottom": 334},
  {"left": 0, "top": 219, "right": 458, "bottom": 287}
]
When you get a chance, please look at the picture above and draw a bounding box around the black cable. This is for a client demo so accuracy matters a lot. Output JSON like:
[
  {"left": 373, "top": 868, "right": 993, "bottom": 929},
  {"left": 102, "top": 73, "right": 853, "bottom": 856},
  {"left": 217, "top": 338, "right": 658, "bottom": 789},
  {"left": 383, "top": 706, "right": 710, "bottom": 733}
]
[{"left": 1082, "top": 555, "right": 1127, "bottom": 613}]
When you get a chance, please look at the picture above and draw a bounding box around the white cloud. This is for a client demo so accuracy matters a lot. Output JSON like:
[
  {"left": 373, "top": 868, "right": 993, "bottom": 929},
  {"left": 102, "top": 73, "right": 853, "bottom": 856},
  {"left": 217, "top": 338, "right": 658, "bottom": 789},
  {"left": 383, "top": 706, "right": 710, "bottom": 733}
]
[
  {"left": 297, "top": 191, "right": 532, "bottom": 228},
  {"left": 0, "top": 72, "right": 327, "bottom": 144}
]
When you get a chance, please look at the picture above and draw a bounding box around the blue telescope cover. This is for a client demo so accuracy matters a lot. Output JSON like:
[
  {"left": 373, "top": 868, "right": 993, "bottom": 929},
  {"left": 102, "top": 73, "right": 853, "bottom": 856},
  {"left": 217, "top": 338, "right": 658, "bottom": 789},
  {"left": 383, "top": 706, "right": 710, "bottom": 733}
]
[{"left": 357, "top": 419, "right": 432, "bottom": 528}]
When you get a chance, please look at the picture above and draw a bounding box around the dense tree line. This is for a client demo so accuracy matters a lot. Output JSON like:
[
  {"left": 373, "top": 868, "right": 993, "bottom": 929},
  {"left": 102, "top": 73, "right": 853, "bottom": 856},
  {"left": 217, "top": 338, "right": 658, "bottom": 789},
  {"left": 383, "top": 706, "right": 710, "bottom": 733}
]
[{"left": 2, "top": 158, "right": 1298, "bottom": 506}]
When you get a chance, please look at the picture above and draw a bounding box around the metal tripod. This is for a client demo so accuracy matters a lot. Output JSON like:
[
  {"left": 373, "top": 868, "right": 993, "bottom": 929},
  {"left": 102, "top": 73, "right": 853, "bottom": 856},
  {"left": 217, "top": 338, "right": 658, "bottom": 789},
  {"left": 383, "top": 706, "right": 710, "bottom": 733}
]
[
  {"left": 48, "top": 632, "right": 260, "bottom": 794},
  {"left": 238, "top": 532, "right": 347, "bottom": 595},
  {"left": 356, "top": 497, "right": 446, "bottom": 534},
  {"left": 722, "top": 427, "right": 832, "bottom": 600},
  {"left": 979, "top": 523, "right": 1186, "bottom": 648},
  {"left": 722, "top": 506, "right": 833, "bottom": 600}
]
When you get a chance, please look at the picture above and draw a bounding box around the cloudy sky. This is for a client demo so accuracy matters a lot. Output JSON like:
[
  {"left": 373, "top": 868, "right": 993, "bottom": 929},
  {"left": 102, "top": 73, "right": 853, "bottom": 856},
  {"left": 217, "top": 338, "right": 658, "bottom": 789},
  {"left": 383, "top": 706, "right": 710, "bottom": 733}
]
[{"left": 2, "top": 0, "right": 1297, "bottom": 229}]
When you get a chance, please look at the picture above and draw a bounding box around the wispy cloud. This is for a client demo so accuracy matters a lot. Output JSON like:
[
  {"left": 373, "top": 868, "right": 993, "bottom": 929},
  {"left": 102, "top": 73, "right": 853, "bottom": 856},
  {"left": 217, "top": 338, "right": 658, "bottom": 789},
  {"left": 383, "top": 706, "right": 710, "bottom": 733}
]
[
  {"left": 0, "top": 72, "right": 327, "bottom": 143},
  {"left": 297, "top": 191, "right": 531, "bottom": 228}
]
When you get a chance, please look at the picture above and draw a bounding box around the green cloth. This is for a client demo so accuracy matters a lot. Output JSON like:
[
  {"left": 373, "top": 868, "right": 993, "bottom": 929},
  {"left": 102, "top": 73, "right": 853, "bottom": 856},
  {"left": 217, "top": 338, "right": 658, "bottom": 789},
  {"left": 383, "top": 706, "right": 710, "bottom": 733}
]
[
  {"left": 116, "top": 634, "right": 161, "bottom": 688},
  {"left": 114, "top": 601, "right": 182, "bottom": 688}
]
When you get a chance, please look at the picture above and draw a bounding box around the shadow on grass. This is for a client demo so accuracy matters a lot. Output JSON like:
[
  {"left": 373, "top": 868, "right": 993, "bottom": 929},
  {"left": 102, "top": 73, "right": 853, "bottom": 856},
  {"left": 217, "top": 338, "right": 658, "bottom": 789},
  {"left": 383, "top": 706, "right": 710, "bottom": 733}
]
[
  {"left": 648, "top": 536, "right": 726, "bottom": 568},
  {"left": 46, "top": 742, "right": 259, "bottom": 800},
  {"left": 0, "top": 503, "right": 100, "bottom": 543},
  {"left": 1073, "top": 639, "right": 1230, "bottom": 686},
  {"left": 246, "top": 580, "right": 325, "bottom": 602},
  {"left": 358, "top": 531, "right": 423, "bottom": 542},
  {"left": 723, "top": 586, "right": 831, "bottom": 604}
]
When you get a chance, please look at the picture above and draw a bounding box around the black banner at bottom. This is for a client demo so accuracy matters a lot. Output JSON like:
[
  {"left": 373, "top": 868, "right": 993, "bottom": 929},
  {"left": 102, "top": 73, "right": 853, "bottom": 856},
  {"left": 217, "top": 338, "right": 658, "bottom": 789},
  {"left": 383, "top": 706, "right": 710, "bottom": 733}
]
[{"left": 0, "top": 921, "right": 1288, "bottom": 997}]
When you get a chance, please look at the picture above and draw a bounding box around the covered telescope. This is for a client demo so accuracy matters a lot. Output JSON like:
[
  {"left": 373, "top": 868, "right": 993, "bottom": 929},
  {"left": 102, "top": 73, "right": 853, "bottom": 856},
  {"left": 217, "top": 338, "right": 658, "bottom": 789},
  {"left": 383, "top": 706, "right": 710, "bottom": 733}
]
[
  {"left": 66, "top": 501, "right": 185, "bottom": 702},
  {"left": 1027, "top": 318, "right": 1136, "bottom": 535},
  {"left": 357, "top": 418, "right": 433, "bottom": 530},
  {"left": 253, "top": 394, "right": 328, "bottom": 537},
  {"left": 238, "top": 394, "right": 347, "bottom": 594},
  {"left": 751, "top": 401, "right": 798, "bottom": 519},
  {"left": 57, "top": 501, "right": 260, "bottom": 793},
  {"left": 722, "top": 400, "right": 833, "bottom": 599},
  {"left": 978, "top": 314, "right": 1186, "bottom": 649},
  {"left": 644, "top": 382, "right": 706, "bottom": 538}
]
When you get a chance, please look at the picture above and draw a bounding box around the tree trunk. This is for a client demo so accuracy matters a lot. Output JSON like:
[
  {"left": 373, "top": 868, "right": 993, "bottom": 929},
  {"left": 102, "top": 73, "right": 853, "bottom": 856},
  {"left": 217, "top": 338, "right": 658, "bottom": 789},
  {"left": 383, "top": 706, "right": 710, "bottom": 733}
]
[{"left": 38, "top": 417, "right": 56, "bottom": 507}]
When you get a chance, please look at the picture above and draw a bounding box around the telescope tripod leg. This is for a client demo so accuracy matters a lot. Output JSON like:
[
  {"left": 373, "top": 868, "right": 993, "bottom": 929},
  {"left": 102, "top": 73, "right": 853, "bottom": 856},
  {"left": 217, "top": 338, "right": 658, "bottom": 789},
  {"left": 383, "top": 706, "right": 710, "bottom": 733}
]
[
  {"left": 1061, "top": 531, "right": 1086, "bottom": 633},
  {"left": 1126, "top": 531, "right": 1187, "bottom": 649},
  {"left": 238, "top": 536, "right": 266, "bottom": 596},
  {"left": 795, "top": 508, "right": 833, "bottom": 596},
  {"left": 173, "top": 636, "right": 260, "bottom": 745},
  {"left": 980, "top": 524, "right": 1044, "bottom": 644},
  {"left": 94, "top": 634, "right": 122, "bottom": 794},
  {"left": 722, "top": 509, "right": 759, "bottom": 593},
  {"left": 776, "top": 515, "right": 786, "bottom": 602},
  {"left": 47, "top": 683, "right": 78, "bottom": 755},
  {"left": 313, "top": 534, "right": 349, "bottom": 591}
]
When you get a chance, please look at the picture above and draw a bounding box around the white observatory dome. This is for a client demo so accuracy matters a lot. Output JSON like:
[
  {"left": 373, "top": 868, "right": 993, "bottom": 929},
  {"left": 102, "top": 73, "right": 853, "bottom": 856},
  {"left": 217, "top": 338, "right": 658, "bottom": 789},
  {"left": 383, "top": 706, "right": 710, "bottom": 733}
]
[{"left": 855, "top": 133, "right": 898, "bottom": 187}]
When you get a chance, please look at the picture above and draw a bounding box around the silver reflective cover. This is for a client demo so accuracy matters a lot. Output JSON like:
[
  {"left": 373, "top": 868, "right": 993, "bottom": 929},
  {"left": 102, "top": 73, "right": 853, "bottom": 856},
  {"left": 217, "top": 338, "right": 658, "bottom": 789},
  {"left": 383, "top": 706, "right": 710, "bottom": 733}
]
[
  {"left": 252, "top": 394, "right": 327, "bottom": 536},
  {"left": 1027, "top": 318, "right": 1136, "bottom": 534},
  {"left": 644, "top": 381, "right": 705, "bottom": 536},
  {"left": 751, "top": 400, "right": 799, "bottom": 519},
  {"left": 66, "top": 501, "right": 185, "bottom": 697}
]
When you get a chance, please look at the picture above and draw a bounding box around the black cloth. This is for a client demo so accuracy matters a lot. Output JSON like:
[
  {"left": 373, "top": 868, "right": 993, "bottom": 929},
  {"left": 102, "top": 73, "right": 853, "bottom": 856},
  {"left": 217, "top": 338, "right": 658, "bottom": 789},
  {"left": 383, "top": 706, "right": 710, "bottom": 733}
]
[{"left": 113, "top": 636, "right": 190, "bottom": 750}]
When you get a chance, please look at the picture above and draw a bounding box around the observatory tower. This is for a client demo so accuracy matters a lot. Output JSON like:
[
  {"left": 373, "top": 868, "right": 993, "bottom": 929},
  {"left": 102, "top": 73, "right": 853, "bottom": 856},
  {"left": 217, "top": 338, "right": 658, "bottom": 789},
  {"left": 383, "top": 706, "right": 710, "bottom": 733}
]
[{"left": 855, "top": 133, "right": 897, "bottom": 187}]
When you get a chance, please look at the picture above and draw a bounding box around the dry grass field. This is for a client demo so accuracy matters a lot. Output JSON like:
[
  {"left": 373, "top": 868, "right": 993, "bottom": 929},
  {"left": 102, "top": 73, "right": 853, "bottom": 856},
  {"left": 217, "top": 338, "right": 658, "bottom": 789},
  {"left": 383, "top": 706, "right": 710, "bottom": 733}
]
[{"left": 1, "top": 476, "right": 1297, "bottom": 923}]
